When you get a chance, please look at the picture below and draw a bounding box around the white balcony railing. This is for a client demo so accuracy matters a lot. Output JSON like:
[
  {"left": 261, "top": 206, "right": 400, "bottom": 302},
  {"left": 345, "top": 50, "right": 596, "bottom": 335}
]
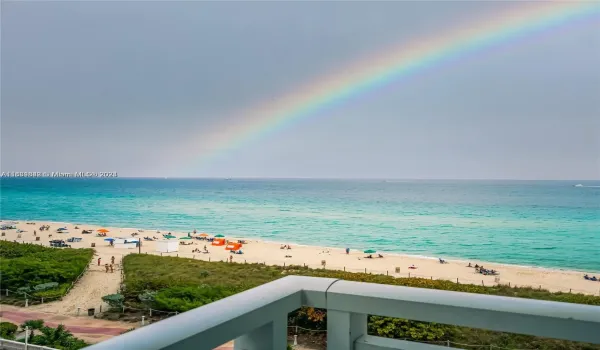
[{"left": 86, "top": 276, "right": 600, "bottom": 350}]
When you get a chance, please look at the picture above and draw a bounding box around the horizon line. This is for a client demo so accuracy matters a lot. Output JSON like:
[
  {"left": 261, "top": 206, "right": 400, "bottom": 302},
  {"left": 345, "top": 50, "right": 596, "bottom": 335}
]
[{"left": 3, "top": 176, "right": 597, "bottom": 182}]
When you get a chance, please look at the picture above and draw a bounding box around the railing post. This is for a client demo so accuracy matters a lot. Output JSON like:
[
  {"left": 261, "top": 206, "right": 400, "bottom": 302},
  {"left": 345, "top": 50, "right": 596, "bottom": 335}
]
[
  {"left": 234, "top": 313, "right": 287, "bottom": 350},
  {"left": 327, "top": 310, "right": 367, "bottom": 350}
]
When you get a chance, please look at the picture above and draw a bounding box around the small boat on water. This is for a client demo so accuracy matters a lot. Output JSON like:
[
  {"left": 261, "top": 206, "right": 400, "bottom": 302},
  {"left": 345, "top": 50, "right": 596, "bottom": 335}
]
[{"left": 574, "top": 184, "right": 583, "bottom": 187}]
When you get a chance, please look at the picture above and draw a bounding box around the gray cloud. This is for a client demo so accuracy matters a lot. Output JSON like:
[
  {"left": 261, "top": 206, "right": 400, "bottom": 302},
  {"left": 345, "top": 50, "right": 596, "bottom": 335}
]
[{"left": 2, "top": 1, "right": 599, "bottom": 179}]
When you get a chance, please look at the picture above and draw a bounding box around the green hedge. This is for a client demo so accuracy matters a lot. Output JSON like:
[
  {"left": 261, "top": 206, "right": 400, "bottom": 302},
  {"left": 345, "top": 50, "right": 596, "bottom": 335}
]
[
  {"left": 122, "top": 255, "right": 600, "bottom": 350},
  {"left": 0, "top": 321, "right": 18, "bottom": 339},
  {"left": 0, "top": 241, "right": 93, "bottom": 300}
]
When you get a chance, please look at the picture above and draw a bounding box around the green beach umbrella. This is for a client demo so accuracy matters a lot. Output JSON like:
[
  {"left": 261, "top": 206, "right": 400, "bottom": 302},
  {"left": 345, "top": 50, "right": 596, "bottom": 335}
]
[
  {"left": 364, "top": 249, "right": 376, "bottom": 254},
  {"left": 164, "top": 235, "right": 176, "bottom": 239},
  {"left": 179, "top": 237, "right": 192, "bottom": 240},
  {"left": 214, "top": 234, "right": 225, "bottom": 238}
]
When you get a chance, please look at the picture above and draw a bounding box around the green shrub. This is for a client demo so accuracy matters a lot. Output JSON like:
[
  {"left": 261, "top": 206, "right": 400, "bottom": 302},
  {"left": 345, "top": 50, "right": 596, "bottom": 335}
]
[
  {"left": 21, "top": 322, "right": 88, "bottom": 350},
  {"left": 20, "top": 319, "right": 44, "bottom": 330},
  {"left": 153, "top": 285, "right": 239, "bottom": 313},
  {"left": 33, "top": 282, "right": 59, "bottom": 292},
  {"left": 102, "top": 294, "right": 125, "bottom": 308},
  {"left": 368, "top": 317, "right": 448, "bottom": 341},
  {"left": 0, "top": 321, "right": 18, "bottom": 339},
  {"left": 34, "top": 284, "right": 70, "bottom": 299},
  {"left": 17, "top": 286, "right": 31, "bottom": 295},
  {"left": 138, "top": 290, "right": 157, "bottom": 306}
]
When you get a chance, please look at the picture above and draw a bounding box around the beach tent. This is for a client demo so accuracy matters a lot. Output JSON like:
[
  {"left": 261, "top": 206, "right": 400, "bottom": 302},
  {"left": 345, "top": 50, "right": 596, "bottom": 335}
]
[
  {"left": 156, "top": 240, "right": 179, "bottom": 253},
  {"left": 225, "top": 243, "right": 242, "bottom": 251},
  {"left": 114, "top": 238, "right": 138, "bottom": 249},
  {"left": 212, "top": 238, "right": 226, "bottom": 246}
]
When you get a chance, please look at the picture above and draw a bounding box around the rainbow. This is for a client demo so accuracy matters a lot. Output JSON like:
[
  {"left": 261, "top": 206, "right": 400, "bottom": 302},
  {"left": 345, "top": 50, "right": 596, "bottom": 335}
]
[{"left": 176, "top": 1, "right": 599, "bottom": 174}]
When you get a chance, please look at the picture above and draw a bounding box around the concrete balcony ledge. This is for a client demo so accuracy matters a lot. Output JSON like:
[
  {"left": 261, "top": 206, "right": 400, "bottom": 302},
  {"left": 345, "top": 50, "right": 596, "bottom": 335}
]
[{"left": 86, "top": 276, "right": 600, "bottom": 350}]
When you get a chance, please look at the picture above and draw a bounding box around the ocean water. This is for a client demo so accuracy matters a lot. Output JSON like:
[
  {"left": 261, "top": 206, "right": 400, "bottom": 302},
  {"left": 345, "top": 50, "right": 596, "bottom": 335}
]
[{"left": 1, "top": 178, "right": 599, "bottom": 272}]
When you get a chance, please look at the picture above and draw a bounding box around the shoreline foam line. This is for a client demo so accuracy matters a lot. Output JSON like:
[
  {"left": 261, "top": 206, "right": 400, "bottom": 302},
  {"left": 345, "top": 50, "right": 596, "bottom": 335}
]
[
  {"left": 3, "top": 218, "right": 599, "bottom": 274},
  {"left": 171, "top": 1, "right": 599, "bottom": 174}
]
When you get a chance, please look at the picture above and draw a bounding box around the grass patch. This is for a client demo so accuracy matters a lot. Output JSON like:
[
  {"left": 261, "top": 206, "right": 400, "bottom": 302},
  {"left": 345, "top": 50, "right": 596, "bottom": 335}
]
[
  {"left": 0, "top": 241, "right": 93, "bottom": 303},
  {"left": 122, "top": 254, "right": 600, "bottom": 350}
]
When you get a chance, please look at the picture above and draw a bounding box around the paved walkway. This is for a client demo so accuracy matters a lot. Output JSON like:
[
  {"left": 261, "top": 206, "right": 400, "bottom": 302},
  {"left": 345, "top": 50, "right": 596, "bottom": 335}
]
[
  {"left": 0, "top": 305, "right": 129, "bottom": 335},
  {"left": 0, "top": 305, "right": 233, "bottom": 348}
]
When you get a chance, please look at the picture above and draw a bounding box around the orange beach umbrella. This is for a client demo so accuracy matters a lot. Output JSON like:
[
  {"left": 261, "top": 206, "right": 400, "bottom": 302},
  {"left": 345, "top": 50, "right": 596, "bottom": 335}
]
[
  {"left": 97, "top": 228, "right": 109, "bottom": 233},
  {"left": 199, "top": 233, "right": 209, "bottom": 237}
]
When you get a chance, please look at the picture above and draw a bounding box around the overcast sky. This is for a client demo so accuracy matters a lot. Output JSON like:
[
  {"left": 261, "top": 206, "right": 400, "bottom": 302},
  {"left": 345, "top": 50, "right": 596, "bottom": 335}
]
[{"left": 2, "top": 1, "right": 599, "bottom": 179}]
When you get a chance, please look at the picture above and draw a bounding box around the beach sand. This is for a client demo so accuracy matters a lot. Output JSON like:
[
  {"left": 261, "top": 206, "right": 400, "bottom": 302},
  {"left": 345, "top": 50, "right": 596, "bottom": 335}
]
[{"left": 2, "top": 220, "right": 599, "bottom": 306}]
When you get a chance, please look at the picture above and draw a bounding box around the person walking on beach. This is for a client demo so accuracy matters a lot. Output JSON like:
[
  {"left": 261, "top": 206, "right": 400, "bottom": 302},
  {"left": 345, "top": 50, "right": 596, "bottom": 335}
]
[
  {"left": 229, "top": 255, "right": 233, "bottom": 263},
  {"left": 110, "top": 264, "right": 114, "bottom": 273},
  {"left": 105, "top": 263, "right": 109, "bottom": 273},
  {"left": 97, "top": 257, "right": 101, "bottom": 266},
  {"left": 111, "top": 256, "right": 115, "bottom": 265}
]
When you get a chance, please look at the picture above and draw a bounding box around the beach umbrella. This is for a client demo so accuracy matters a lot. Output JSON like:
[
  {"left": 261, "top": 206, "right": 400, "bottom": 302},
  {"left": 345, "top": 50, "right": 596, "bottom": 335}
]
[
  {"left": 98, "top": 228, "right": 109, "bottom": 233},
  {"left": 164, "top": 235, "right": 176, "bottom": 239},
  {"left": 199, "top": 233, "right": 209, "bottom": 237},
  {"left": 104, "top": 238, "right": 114, "bottom": 241},
  {"left": 180, "top": 237, "right": 192, "bottom": 240},
  {"left": 363, "top": 249, "right": 376, "bottom": 254},
  {"left": 214, "top": 234, "right": 225, "bottom": 238}
]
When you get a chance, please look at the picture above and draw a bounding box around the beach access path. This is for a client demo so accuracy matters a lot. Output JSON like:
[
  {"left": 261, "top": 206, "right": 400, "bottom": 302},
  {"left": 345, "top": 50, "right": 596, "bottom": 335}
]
[{"left": 28, "top": 254, "right": 123, "bottom": 315}]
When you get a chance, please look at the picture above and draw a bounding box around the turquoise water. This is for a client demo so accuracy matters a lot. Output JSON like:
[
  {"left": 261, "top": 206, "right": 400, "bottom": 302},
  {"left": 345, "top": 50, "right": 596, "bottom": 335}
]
[{"left": 1, "top": 178, "right": 599, "bottom": 271}]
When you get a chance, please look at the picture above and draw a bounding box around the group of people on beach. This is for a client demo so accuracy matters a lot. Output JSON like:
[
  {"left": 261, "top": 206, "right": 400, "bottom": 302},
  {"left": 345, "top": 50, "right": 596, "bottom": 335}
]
[
  {"left": 467, "top": 263, "right": 498, "bottom": 275},
  {"left": 97, "top": 256, "right": 116, "bottom": 273},
  {"left": 192, "top": 245, "right": 210, "bottom": 254},
  {"left": 583, "top": 274, "right": 598, "bottom": 282}
]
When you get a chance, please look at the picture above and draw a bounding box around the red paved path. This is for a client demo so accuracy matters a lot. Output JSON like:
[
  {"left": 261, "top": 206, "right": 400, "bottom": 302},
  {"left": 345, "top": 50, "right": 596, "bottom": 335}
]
[
  {"left": 0, "top": 306, "right": 233, "bottom": 348},
  {"left": 0, "top": 310, "right": 126, "bottom": 336}
]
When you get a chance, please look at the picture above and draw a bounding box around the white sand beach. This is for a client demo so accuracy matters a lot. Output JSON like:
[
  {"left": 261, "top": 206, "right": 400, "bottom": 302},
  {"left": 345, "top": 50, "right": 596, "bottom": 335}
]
[{"left": 2, "top": 220, "right": 599, "bottom": 307}]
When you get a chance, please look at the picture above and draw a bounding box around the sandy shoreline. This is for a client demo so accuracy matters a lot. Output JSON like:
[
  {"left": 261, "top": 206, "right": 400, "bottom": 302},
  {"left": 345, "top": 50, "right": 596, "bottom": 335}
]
[{"left": 2, "top": 220, "right": 599, "bottom": 296}]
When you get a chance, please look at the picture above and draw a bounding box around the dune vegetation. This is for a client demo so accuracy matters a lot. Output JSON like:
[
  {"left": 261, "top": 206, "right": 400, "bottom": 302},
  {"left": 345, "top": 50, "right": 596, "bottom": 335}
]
[
  {"left": 0, "top": 241, "right": 94, "bottom": 302},
  {"left": 120, "top": 254, "right": 600, "bottom": 350}
]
